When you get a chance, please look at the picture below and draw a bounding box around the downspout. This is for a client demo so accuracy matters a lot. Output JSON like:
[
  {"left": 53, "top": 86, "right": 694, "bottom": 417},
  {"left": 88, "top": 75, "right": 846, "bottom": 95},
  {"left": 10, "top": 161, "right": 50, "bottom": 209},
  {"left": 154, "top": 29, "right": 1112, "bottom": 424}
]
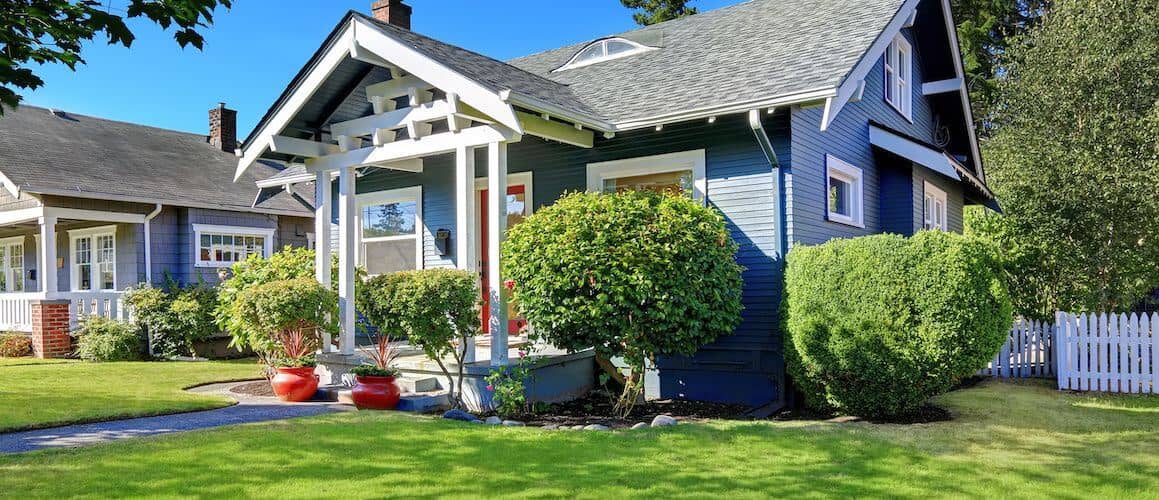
[
  {"left": 747, "top": 109, "right": 789, "bottom": 417},
  {"left": 143, "top": 203, "right": 161, "bottom": 358}
]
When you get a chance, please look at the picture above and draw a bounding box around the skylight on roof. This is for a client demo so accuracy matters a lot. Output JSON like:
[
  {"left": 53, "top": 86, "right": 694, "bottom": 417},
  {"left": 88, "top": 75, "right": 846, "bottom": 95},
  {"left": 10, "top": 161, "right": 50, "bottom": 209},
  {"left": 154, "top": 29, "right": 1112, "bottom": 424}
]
[{"left": 554, "top": 37, "right": 653, "bottom": 72}]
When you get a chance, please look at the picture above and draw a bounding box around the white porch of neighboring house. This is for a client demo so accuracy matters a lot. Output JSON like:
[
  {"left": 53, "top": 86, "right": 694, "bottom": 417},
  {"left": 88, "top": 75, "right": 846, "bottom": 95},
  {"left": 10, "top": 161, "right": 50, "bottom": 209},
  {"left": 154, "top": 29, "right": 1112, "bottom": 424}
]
[
  {"left": 0, "top": 205, "right": 151, "bottom": 357},
  {"left": 240, "top": 13, "right": 600, "bottom": 409}
]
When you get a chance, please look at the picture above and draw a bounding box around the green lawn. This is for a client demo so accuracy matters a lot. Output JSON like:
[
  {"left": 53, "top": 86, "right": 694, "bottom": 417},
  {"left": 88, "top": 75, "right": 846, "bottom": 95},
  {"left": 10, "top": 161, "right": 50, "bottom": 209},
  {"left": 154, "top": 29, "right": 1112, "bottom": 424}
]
[
  {"left": 0, "top": 359, "right": 263, "bottom": 432},
  {"left": 0, "top": 379, "right": 1155, "bottom": 499}
]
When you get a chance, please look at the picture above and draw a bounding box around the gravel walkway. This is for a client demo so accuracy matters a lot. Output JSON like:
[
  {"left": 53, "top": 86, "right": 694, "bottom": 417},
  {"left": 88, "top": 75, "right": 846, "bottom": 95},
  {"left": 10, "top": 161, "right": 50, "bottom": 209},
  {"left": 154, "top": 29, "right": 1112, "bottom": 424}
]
[{"left": 0, "top": 382, "right": 349, "bottom": 454}]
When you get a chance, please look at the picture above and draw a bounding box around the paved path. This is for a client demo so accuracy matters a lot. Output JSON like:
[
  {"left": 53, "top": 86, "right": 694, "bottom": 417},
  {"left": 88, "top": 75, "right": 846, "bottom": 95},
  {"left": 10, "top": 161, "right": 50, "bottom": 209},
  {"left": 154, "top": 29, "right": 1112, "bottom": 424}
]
[{"left": 0, "top": 382, "right": 349, "bottom": 454}]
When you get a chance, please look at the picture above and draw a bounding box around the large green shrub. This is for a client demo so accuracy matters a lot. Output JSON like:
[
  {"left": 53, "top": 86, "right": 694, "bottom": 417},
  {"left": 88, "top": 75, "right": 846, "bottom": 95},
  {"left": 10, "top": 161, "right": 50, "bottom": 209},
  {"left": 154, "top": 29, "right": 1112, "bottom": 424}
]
[
  {"left": 230, "top": 277, "right": 338, "bottom": 368},
  {"left": 75, "top": 317, "right": 144, "bottom": 362},
  {"left": 783, "top": 231, "right": 1012, "bottom": 418},
  {"left": 125, "top": 277, "right": 218, "bottom": 358},
  {"left": 501, "top": 190, "right": 744, "bottom": 415},
  {"left": 357, "top": 268, "right": 479, "bottom": 408},
  {"left": 0, "top": 332, "right": 31, "bottom": 357}
]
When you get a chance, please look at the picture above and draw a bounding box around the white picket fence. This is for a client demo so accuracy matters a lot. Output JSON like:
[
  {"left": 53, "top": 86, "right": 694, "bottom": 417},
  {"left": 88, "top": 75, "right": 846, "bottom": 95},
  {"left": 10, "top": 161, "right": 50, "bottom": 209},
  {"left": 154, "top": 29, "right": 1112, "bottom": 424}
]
[
  {"left": 978, "top": 318, "right": 1055, "bottom": 378},
  {"left": 1056, "top": 312, "right": 1156, "bottom": 394}
]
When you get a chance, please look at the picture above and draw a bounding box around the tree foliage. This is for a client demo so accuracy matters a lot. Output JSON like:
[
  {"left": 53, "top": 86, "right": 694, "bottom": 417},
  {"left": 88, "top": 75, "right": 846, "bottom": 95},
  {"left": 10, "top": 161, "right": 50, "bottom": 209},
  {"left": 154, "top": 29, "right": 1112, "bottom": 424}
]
[
  {"left": 0, "top": 0, "right": 231, "bottom": 112},
  {"left": 969, "top": 0, "right": 1159, "bottom": 318},
  {"left": 231, "top": 277, "right": 338, "bottom": 367},
  {"left": 620, "top": 0, "right": 697, "bottom": 26},
  {"left": 502, "top": 191, "right": 743, "bottom": 416}
]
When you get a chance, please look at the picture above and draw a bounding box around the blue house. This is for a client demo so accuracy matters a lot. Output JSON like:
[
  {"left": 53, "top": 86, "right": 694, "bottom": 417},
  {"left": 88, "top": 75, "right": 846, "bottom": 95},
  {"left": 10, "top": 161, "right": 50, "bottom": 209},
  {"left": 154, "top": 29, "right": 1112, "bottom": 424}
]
[{"left": 237, "top": 0, "right": 994, "bottom": 407}]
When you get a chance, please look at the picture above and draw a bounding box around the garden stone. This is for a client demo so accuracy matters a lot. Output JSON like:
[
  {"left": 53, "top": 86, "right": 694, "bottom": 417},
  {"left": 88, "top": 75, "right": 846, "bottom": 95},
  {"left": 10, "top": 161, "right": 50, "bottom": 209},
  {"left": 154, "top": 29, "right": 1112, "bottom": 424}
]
[
  {"left": 484, "top": 416, "right": 502, "bottom": 425},
  {"left": 502, "top": 420, "right": 525, "bottom": 427},
  {"left": 583, "top": 424, "right": 609, "bottom": 431},
  {"left": 651, "top": 415, "right": 678, "bottom": 427},
  {"left": 542, "top": 424, "right": 560, "bottom": 430},
  {"left": 443, "top": 409, "right": 478, "bottom": 422},
  {"left": 631, "top": 422, "right": 649, "bottom": 430},
  {"left": 470, "top": 420, "right": 484, "bottom": 424}
]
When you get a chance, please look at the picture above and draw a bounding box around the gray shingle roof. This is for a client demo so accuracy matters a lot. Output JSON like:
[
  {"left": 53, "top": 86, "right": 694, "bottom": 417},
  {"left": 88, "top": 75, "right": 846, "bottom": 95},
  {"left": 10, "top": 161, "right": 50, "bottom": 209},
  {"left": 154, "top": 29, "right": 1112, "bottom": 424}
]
[
  {"left": 0, "top": 105, "right": 311, "bottom": 215},
  {"left": 507, "top": 0, "right": 905, "bottom": 124}
]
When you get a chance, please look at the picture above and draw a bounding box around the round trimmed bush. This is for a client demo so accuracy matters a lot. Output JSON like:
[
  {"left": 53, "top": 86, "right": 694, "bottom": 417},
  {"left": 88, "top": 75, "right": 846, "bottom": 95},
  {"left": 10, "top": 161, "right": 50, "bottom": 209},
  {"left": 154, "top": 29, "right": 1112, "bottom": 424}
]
[
  {"left": 783, "top": 231, "right": 1012, "bottom": 418},
  {"left": 502, "top": 190, "right": 744, "bottom": 415}
]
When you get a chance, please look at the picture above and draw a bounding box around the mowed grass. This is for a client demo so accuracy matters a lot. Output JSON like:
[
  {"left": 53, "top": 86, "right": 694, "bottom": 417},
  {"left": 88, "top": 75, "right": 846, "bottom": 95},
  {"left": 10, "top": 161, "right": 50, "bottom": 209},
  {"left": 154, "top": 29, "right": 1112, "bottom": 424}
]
[
  {"left": 0, "top": 359, "right": 263, "bottom": 432},
  {"left": 1, "top": 379, "right": 1155, "bottom": 499}
]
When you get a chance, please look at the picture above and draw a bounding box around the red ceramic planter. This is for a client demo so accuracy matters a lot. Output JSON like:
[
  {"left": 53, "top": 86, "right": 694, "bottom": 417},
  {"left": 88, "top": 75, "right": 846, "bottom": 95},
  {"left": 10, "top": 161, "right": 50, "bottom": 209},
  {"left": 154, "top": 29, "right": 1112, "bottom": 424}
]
[
  {"left": 271, "top": 366, "right": 319, "bottom": 402},
  {"left": 352, "top": 375, "right": 401, "bottom": 410}
]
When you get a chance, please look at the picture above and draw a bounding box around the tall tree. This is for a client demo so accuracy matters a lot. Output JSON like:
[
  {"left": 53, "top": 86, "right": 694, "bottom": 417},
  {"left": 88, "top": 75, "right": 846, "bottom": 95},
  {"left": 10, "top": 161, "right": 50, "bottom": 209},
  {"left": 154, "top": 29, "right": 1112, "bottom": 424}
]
[
  {"left": 0, "top": 0, "right": 232, "bottom": 114},
  {"left": 620, "top": 0, "right": 697, "bottom": 26},
  {"left": 950, "top": 0, "right": 1051, "bottom": 133},
  {"left": 968, "top": 0, "right": 1159, "bottom": 318}
]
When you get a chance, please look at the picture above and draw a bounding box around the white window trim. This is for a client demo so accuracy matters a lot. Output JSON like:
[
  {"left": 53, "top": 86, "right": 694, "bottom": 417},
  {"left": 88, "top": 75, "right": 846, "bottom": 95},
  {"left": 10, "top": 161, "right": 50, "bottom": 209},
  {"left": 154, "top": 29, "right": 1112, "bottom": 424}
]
[
  {"left": 825, "top": 155, "right": 865, "bottom": 228},
  {"left": 68, "top": 225, "right": 117, "bottom": 291},
  {"left": 586, "top": 149, "right": 707, "bottom": 203},
  {"left": 357, "top": 185, "right": 423, "bottom": 276},
  {"left": 554, "top": 37, "right": 655, "bottom": 72},
  {"left": 884, "top": 34, "right": 913, "bottom": 122},
  {"left": 192, "top": 224, "right": 276, "bottom": 268},
  {"left": 923, "top": 181, "right": 949, "bottom": 231},
  {"left": 0, "top": 235, "right": 24, "bottom": 293}
]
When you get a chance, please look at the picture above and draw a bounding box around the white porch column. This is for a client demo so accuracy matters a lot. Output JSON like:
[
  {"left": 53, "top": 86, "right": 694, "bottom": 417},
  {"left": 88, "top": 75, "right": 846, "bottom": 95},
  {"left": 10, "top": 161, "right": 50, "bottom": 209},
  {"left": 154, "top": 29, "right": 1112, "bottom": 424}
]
[
  {"left": 337, "top": 166, "right": 358, "bottom": 355},
  {"left": 486, "top": 141, "right": 509, "bottom": 366},
  {"left": 455, "top": 145, "right": 478, "bottom": 363},
  {"left": 38, "top": 215, "right": 56, "bottom": 296},
  {"left": 314, "top": 170, "right": 334, "bottom": 353}
]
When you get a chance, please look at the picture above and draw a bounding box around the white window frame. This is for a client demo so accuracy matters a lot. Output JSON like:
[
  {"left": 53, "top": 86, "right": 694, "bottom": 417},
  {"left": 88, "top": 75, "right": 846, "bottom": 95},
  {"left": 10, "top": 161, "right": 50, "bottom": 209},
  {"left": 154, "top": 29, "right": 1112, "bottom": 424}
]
[
  {"left": 825, "top": 155, "right": 864, "bottom": 228},
  {"left": 192, "top": 224, "right": 276, "bottom": 268},
  {"left": 0, "top": 236, "right": 24, "bottom": 292},
  {"left": 357, "top": 185, "right": 423, "bottom": 276},
  {"left": 554, "top": 37, "right": 654, "bottom": 72},
  {"left": 923, "top": 181, "right": 949, "bottom": 231},
  {"left": 586, "top": 149, "right": 707, "bottom": 203},
  {"left": 68, "top": 225, "right": 117, "bottom": 291},
  {"left": 884, "top": 34, "right": 913, "bottom": 121}
]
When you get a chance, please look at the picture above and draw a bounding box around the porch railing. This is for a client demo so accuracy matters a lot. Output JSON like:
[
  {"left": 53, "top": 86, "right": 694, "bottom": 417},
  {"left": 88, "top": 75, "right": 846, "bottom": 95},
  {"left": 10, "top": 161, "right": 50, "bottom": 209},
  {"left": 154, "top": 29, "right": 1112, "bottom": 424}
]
[
  {"left": 0, "top": 292, "right": 43, "bottom": 332},
  {"left": 57, "top": 291, "right": 132, "bottom": 330}
]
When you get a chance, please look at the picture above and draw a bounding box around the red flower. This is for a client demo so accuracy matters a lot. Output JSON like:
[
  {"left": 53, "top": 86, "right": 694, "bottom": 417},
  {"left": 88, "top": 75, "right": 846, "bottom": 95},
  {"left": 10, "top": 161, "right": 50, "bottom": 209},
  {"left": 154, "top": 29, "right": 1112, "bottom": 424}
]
[
  {"left": 486, "top": 385, "right": 494, "bottom": 391},
  {"left": 504, "top": 279, "right": 516, "bottom": 291}
]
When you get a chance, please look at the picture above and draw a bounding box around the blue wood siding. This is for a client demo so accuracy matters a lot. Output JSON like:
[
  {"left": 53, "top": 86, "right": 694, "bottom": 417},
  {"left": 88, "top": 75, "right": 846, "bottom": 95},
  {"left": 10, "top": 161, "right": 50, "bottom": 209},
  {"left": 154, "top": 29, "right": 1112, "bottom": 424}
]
[
  {"left": 912, "top": 166, "right": 965, "bottom": 233},
  {"left": 357, "top": 114, "right": 789, "bottom": 406},
  {"left": 788, "top": 27, "right": 948, "bottom": 246}
]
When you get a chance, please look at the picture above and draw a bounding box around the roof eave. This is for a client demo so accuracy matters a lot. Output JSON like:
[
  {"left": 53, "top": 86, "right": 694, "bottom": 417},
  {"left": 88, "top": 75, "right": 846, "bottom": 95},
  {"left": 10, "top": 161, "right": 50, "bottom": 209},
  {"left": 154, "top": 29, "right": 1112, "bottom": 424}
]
[{"left": 22, "top": 186, "right": 313, "bottom": 217}]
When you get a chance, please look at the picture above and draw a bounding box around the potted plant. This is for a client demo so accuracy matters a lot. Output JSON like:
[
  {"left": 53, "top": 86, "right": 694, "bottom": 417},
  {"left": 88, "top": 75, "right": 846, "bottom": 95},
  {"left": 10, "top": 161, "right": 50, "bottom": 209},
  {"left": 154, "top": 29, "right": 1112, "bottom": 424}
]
[
  {"left": 270, "top": 326, "right": 320, "bottom": 402},
  {"left": 350, "top": 331, "right": 402, "bottom": 410}
]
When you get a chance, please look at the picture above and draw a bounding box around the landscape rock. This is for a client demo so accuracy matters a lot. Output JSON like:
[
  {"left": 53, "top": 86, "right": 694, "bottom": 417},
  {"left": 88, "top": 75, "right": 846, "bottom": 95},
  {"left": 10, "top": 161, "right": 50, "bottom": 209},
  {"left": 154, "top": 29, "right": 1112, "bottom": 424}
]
[
  {"left": 631, "top": 422, "right": 649, "bottom": 430},
  {"left": 542, "top": 424, "right": 560, "bottom": 430},
  {"left": 485, "top": 416, "right": 502, "bottom": 425},
  {"left": 583, "top": 424, "right": 610, "bottom": 431},
  {"left": 470, "top": 420, "right": 484, "bottom": 424},
  {"left": 442, "top": 409, "right": 478, "bottom": 422},
  {"left": 651, "top": 415, "right": 678, "bottom": 427},
  {"left": 502, "top": 420, "right": 526, "bottom": 427}
]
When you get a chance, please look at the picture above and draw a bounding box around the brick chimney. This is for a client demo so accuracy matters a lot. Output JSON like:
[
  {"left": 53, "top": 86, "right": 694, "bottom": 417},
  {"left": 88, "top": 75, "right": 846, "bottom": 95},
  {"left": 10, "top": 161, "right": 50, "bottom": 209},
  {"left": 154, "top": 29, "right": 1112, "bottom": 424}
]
[
  {"left": 208, "top": 102, "right": 237, "bottom": 153},
  {"left": 372, "top": 0, "right": 412, "bottom": 30}
]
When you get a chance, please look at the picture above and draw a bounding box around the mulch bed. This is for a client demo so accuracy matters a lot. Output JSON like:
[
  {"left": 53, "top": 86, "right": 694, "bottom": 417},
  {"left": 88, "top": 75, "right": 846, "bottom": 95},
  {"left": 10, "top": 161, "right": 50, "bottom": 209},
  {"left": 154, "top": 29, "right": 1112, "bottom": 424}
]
[
  {"left": 489, "top": 390, "right": 754, "bottom": 429},
  {"left": 230, "top": 380, "right": 276, "bottom": 398}
]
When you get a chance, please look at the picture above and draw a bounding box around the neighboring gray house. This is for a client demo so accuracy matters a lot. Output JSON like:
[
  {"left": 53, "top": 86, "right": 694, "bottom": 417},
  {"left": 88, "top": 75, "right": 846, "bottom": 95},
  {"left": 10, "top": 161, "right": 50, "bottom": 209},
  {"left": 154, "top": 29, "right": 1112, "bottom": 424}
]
[
  {"left": 236, "top": 0, "right": 995, "bottom": 407},
  {"left": 0, "top": 103, "right": 313, "bottom": 332}
]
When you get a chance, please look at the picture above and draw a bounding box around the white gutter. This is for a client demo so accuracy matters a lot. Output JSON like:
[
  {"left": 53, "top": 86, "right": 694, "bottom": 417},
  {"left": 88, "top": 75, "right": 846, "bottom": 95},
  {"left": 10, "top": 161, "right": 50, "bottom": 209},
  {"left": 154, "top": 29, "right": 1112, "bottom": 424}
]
[
  {"left": 143, "top": 203, "right": 162, "bottom": 285},
  {"left": 747, "top": 109, "right": 786, "bottom": 260}
]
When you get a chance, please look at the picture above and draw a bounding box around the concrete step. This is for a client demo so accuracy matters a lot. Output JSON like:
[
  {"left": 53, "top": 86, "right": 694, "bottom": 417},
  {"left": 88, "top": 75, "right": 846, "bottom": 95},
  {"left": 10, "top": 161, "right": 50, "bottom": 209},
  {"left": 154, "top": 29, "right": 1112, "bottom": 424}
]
[
  {"left": 398, "top": 375, "right": 440, "bottom": 393},
  {"left": 316, "top": 383, "right": 450, "bottom": 414}
]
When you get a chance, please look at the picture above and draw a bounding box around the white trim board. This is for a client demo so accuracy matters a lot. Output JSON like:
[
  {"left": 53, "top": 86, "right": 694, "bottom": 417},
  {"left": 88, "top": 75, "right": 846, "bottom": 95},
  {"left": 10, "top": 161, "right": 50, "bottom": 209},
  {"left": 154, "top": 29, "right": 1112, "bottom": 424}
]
[
  {"left": 825, "top": 155, "right": 865, "bottom": 229},
  {"left": 868, "top": 125, "right": 961, "bottom": 181},
  {"left": 585, "top": 149, "right": 707, "bottom": 203}
]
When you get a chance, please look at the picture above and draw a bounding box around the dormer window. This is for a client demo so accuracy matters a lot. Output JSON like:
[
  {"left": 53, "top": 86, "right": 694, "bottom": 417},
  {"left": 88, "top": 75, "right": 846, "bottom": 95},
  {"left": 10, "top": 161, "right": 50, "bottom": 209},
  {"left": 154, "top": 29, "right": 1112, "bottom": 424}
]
[
  {"left": 884, "top": 34, "right": 913, "bottom": 121},
  {"left": 555, "top": 38, "right": 653, "bottom": 71}
]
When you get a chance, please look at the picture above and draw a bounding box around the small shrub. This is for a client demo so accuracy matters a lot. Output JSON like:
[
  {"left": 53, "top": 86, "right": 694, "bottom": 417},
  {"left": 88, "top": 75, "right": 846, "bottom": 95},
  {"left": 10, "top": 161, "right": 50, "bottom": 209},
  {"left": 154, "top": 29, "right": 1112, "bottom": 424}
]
[
  {"left": 125, "top": 277, "right": 218, "bottom": 358},
  {"left": 501, "top": 191, "right": 744, "bottom": 416},
  {"left": 231, "top": 277, "right": 338, "bottom": 369},
  {"left": 75, "top": 317, "right": 144, "bottom": 362},
  {"left": 782, "top": 231, "right": 1012, "bottom": 418},
  {"left": 484, "top": 350, "right": 534, "bottom": 418},
  {"left": 0, "top": 333, "right": 31, "bottom": 357},
  {"left": 357, "top": 268, "right": 479, "bottom": 408}
]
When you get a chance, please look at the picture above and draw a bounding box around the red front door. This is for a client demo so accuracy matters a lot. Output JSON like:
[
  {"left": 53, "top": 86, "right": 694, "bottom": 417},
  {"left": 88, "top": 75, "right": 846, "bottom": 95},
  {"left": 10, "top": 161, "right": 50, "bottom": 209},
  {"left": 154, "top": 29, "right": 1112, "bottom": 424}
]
[{"left": 479, "top": 184, "right": 528, "bottom": 334}]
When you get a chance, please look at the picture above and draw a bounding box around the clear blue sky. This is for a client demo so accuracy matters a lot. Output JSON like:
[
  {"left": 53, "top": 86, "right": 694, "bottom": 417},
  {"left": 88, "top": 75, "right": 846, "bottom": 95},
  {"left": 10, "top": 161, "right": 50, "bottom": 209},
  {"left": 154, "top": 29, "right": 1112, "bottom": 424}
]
[{"left": 22, "top": 0, "right": 736, "bottom": 136}]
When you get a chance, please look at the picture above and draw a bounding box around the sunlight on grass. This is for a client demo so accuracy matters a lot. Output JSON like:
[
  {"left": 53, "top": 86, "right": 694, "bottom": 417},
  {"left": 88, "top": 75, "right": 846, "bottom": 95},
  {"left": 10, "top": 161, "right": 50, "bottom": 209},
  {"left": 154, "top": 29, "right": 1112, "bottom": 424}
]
[
  {"left": 0, "top": 379, "right": 1154, "bottom": 498},
  {"left": 0, "top": 359, "right": 262, "bottom": 432}
]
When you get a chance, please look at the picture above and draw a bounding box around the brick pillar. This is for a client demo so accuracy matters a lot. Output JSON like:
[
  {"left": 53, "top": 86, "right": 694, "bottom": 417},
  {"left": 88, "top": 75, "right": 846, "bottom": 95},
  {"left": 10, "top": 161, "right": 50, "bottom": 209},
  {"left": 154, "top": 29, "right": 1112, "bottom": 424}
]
[{"left": 31, "top": 299, "right": 72, "bottom": 358}]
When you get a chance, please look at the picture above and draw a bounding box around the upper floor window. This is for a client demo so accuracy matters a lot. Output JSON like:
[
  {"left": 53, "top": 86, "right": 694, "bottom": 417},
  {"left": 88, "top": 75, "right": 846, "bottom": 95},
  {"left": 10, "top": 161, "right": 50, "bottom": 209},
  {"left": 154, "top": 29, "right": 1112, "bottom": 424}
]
[
  {"left": 193, "top": 224, "right": 275, "bottom": 268},
  {"left": 923, "top": 182, "right": 948, "bottom": 230},
  {"left": 826, "top": 155, "right": 864, "bottom": 228},
  {"left": 884, "top": 34, "right": 913, "bottom": 121},
  {"left": 555, "top": 38, "right": 653, "bottom": 72}
]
